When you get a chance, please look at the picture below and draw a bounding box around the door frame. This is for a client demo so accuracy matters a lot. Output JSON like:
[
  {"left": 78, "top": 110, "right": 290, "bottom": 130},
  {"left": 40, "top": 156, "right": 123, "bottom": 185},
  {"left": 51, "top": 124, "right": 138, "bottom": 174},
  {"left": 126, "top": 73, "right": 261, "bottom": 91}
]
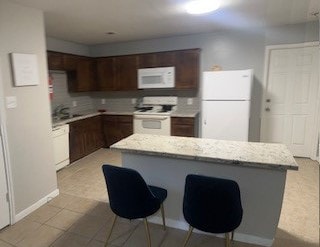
[
  {"left": 0, "top": 63, "right": 15, "bottom": 225},
  {"left": 261, "top": 41, "right": 320, "bottom": 159}
]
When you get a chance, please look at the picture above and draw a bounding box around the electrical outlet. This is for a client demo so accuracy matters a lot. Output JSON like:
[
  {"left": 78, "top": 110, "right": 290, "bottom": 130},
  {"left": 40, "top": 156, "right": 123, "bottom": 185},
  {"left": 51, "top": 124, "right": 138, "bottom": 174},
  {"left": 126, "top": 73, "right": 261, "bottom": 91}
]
[
  {"left": 187, "top": 98, "right": 193, "bottom": 105},
  {"left": 72, "top": 101, "right": 77, "bottom": 107},
  {"left": 101, "top": 98, "right": 106, "bottom": 105},
  {"left": 131, "top": 98, "right": 137, "bottom": 104}
]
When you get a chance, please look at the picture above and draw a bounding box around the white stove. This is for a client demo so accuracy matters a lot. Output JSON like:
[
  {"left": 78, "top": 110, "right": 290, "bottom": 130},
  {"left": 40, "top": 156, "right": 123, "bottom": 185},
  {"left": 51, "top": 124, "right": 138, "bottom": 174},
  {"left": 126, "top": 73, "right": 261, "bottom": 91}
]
[{"left": 133, "top": 97, "right": 177, "bottom": 136}]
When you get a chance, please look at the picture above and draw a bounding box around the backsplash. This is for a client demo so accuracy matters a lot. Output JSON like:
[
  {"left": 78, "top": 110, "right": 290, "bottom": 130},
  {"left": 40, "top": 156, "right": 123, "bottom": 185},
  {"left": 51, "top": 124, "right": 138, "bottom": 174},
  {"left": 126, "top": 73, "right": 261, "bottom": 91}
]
[
  {"left": 50, "top": 72, "right": 199, "bottom": 114},
  {"left": 50, "top": 72, "right": 94, "bottom": 115}
]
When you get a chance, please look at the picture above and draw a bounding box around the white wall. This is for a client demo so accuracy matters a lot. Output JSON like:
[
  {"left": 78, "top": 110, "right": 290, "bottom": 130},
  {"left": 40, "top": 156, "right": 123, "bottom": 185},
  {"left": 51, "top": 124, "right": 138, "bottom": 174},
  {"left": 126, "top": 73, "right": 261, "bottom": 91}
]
[
  {"left": 0, "top": 0, "right": 57, "bottom": 216},
  {"left": 47, "top": 36, "right": 90, "bottom": 56}
]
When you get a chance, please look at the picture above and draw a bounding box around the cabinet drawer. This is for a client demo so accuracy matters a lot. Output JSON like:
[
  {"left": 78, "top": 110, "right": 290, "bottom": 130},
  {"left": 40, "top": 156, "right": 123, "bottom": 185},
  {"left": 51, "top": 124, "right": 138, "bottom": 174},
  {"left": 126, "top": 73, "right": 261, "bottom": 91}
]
[{"left": 171, "top": 117, "right": 194, "bottom": 125}]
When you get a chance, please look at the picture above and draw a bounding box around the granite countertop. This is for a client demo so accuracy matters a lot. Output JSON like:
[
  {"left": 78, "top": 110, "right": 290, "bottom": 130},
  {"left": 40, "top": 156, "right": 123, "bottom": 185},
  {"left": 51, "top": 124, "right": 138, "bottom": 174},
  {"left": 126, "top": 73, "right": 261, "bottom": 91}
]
[
  {"left": 52, "top": 110, "right": 199, "bottom": 127},
  {"left": 171, "top": 110, "right": 199, "bottom": 118},
  {"left": 52, "top": 111, "right": 134, "bottom": 127},
  {"left": 111, "top": 134, "right": 298, "bottom": 171}
]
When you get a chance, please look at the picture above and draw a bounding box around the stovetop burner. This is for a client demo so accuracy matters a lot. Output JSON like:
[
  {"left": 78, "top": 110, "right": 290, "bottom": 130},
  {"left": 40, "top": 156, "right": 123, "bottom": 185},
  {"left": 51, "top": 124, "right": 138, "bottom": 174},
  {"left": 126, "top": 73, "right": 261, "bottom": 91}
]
[{"left": 133, "top": 97, "right": 177, "bottom": 116}]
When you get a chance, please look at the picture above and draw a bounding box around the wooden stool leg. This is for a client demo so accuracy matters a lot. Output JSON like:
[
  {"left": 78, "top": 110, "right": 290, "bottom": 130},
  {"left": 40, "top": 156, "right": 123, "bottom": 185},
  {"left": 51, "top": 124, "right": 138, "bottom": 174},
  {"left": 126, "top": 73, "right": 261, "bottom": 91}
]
[
  {"left": 183, "top": 226, "right": 194, "bottom": 247},
  {"left": 144, "top": 218, "right": 151, "bottom": 247},
  {"left": 105, "top": 215, "right": 117, "bottom": 247},
  {"left": 160, "top": 203, "right": 166, "bottom": 231},
  {"left": 225, "top": 232, "right": 231, "bottom": 247}
]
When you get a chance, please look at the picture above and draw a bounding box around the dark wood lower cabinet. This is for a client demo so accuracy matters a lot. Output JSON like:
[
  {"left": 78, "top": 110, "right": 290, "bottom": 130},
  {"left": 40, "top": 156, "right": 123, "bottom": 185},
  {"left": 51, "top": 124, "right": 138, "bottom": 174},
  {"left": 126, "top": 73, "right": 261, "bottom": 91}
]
[
  {"left": 69, "top": 115, "right": 195, "bottom": 162},
  {"left": 171, "top": 117, "right": 196, "bottom": 137},
  {"left": 103, "top": 115, "right": 133, "bottom": 147},
  {"left": 69, "top": 116, "right": 104, "bottom": 163}
]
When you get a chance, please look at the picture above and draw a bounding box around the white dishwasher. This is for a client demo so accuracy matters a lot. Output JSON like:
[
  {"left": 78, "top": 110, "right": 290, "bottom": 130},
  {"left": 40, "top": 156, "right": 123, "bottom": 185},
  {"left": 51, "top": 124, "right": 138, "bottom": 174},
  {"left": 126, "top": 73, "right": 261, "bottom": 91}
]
[{"left": 52, "top": 124, "right": 70, "bottom": 171}]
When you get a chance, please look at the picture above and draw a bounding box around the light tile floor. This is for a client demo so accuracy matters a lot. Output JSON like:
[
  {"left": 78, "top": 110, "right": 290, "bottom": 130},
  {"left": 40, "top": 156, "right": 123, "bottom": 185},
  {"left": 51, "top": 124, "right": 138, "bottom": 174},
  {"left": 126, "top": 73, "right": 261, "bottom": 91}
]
[{"left": 0, "top": 149, "right": 318, "bottom": 247}]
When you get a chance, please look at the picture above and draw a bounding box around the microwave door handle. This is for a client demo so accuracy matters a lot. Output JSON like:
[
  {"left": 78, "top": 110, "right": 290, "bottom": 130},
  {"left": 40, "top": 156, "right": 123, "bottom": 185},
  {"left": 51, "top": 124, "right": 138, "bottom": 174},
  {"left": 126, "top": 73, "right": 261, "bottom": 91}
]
[{"left": 134, "top": 116, "right": 168, "bottom": 121}]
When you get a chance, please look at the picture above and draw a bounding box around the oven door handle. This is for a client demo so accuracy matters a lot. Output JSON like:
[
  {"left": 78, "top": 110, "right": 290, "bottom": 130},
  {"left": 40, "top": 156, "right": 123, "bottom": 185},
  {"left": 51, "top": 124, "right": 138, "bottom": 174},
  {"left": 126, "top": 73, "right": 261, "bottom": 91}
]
[{"left": 134, "top": 115, "right": 169, "bottom": 121}]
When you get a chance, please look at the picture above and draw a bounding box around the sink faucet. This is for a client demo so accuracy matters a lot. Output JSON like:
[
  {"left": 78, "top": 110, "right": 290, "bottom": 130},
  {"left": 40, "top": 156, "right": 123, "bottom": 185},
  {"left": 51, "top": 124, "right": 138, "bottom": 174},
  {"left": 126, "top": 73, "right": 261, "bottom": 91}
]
[{"left": 53, "top": 104, "right": 70, "bottom": 119}]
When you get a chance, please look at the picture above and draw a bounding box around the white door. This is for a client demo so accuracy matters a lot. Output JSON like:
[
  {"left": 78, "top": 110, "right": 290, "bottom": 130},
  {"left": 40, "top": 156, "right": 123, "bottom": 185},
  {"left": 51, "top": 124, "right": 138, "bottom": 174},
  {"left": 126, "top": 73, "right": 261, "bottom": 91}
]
[
  {"left": 202, "top": 100, "right": 250, "bottom": 141},
  {"left": 0, "top": 131, "right": 10, "bottom": 229},
  {"left": 261, "top": 45, "right": 319, "bottom": 157}
]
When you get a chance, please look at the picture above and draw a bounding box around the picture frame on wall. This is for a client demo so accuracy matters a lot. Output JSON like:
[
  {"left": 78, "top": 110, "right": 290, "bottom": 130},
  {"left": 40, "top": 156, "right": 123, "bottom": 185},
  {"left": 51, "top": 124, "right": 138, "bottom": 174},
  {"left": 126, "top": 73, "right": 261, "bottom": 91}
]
[{"left": 10, "top": 53, "right": 39, "bottom": 86}]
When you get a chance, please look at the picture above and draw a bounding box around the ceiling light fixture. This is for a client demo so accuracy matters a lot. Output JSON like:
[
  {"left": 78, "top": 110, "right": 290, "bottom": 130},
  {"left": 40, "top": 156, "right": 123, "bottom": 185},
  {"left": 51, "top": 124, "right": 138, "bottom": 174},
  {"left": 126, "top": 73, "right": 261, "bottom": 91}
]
[{"left": 185, "top": 0, "right": 220, "bottom": 15}]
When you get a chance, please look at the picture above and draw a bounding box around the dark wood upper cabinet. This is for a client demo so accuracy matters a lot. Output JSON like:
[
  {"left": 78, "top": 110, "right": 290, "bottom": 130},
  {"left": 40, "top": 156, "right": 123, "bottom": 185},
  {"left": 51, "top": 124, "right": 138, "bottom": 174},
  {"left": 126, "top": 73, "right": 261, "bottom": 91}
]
[
  {"left": 76, "top": 57, "right": 97, "bottom": 92},
  {"left": 156, "top": 51, "right": 176, "bottom": 67},
  {"left": 48, "top": 48, "right": 200, "bottom": 92},
  {"left": 63, "top": 54, "right": 78, "bottom": 70},
  {"left": 138, "top": 49, "right": 199, "bottom": 89},
  {"left": 97, "top": 55, "right": 138, "bottom": 91},
  {"left": 96, "top": 57, "right": 115, "bottom": 91},
  {"left": 138, "top": 53, "right": 156, "bottom": 68},
  {"left": 138, "top": 51, "right": 175, "bottom": 68},
  {"left": 175, "top": 49, "right": 200, "bottom": 89},
  {"left": 47, "top": 51, "right": 64, "bottom": 70},
  {"left": 68, "top": 57, "right": 97, "bottom": 92},
  {"left": 114, "top": 55, "right": 138, "bottom": 91}
]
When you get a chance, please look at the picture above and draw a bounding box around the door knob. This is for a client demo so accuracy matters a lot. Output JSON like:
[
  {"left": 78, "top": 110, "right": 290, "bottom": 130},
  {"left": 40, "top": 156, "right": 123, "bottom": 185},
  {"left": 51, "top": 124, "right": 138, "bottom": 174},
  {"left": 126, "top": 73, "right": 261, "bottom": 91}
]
[{"left": 265, "top": 107, "right": 270, "bottom": 112}]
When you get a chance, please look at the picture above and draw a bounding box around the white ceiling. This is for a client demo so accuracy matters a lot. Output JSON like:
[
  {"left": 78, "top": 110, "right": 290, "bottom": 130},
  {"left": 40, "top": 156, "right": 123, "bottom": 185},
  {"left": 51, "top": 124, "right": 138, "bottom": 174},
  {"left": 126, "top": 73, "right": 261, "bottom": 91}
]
[{"left": 11, "top": 0, "right": 319, "bottom": 45}]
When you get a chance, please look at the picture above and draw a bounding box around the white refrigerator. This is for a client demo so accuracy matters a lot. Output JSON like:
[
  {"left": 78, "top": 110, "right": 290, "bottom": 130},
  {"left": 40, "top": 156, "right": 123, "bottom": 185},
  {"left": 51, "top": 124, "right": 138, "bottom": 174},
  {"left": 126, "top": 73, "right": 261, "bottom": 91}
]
[{"left": 201, "top": 69, "right": 253, "bottom": 141}]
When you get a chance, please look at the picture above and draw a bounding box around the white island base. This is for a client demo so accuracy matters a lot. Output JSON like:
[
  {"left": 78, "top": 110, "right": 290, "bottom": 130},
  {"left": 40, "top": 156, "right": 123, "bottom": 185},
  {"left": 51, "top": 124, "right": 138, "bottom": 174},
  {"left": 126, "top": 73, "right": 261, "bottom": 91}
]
[
  {"left": 111, "top": 134, "right": 298, "bottom": 247},
  {"left": 122, "top": 152, "right": 285, "bottom": 247}
]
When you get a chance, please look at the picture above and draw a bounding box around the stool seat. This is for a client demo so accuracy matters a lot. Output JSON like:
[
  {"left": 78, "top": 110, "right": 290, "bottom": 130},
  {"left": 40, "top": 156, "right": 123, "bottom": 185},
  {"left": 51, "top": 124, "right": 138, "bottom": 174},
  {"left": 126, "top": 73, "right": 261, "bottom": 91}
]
[{"left": 148, "top": 185, "right": 167, "bottom": 204}]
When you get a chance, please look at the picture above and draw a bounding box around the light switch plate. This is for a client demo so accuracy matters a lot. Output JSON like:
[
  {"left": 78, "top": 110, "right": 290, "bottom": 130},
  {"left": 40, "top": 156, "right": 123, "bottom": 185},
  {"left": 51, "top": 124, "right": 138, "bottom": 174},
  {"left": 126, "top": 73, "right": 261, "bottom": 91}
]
[
  {"left": 187, "top": 98, "right": 193, "bottom": 105},
  {"left": 6, "top": 96, "right": 17, "bottom": 109},
  {"left": 101, "top": 98, "right": 106, "bottom": 105},
  {"left": 72, "top": 101, "right": 77, "bottom": 107},
  {"left": 131, "top": 98, "right": 137, "bottom": 104}
]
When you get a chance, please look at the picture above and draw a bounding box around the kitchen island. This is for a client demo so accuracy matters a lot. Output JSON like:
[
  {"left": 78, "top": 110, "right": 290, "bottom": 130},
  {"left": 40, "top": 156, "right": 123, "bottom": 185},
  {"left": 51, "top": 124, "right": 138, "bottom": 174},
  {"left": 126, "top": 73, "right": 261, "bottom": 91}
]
[{"left": 111, "top": 134, "right": 298, "bottom": 247}]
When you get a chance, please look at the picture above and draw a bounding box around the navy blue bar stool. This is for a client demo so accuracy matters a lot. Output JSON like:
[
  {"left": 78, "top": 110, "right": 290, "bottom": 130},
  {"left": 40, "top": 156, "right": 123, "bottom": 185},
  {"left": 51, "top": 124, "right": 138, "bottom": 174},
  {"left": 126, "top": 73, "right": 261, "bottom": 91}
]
[
  {"left": 102, "top": 164, "right": 167, "bottom": 247},
  {"left": 182, "top": 174, "right": 243, "bottom": 247}
]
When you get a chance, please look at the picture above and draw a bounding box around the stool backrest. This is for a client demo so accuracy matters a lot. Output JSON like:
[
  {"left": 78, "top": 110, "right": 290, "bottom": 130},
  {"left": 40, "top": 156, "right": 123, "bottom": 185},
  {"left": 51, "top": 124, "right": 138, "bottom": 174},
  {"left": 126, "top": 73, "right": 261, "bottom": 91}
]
[
  {"left": 183, "top": 174, "right": 243, "bottom": 233},
  {"left": 102, "top": 164, "right": 160, "bottom": 219}
]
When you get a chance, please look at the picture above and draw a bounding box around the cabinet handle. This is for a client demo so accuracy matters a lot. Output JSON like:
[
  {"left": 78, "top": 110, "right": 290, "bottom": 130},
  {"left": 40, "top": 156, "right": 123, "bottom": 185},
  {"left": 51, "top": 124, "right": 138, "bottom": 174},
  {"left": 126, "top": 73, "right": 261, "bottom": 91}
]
[{"left": 265, "top": 107, "right": 271, "bottom": 112}]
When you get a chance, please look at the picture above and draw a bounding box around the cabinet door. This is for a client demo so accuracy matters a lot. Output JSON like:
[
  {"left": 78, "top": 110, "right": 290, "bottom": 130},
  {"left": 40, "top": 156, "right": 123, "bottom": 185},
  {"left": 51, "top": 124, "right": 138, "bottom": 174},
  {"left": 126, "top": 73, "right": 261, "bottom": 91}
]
[
  {"left": 119, "top": 115, "right": 133, "bottom": 139},
  {"left": 69, "top": 121, "right": 86, "bottom": 163},
  {"left": 155, "top": 51, "right": 175, "bottom": 67},
  {"left": 75, "top": 57, "right": 97, "bottom": 92},
  {"left": 103, "top": 115, "right": 133, "bottom": 147},
  {"left": 171, "top": 117, "right": 195, "bottom": 137},
  {"left": 103, "top": 115, "right": 122, "bottom": 147},
  {"left": 114, "top": 55, "right": 138, "bottom": 91},
  {"left": 83, "top": 116, "right": 104, "bottom": 153},
  {"left": 138, "top": 51, "right": 175, "bottom": 68},
  {"left": 138, "top": 53, "right": 156, "bottom": 68},
  {"left": 175, "top": 49, "right": 200, "bottom": 89},
  {"left": 47, "top": 51, "right": 64, "bottom": 70},
  {"left": 63, "top": 54, "right": 78, "bottom": 70},
  {"left": 96, "top": 57, "right": 115, "bottom": 90}
]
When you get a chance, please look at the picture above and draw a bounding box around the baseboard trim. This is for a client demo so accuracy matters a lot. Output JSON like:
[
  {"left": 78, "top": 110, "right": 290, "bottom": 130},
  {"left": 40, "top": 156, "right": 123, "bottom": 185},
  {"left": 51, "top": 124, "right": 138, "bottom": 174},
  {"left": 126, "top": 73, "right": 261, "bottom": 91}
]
[
  {"left": 148, "top": 216, "right": 273, "bottom": 247},
  {"left": 14, "top": 189, "right": 59, "bottom": 223}
]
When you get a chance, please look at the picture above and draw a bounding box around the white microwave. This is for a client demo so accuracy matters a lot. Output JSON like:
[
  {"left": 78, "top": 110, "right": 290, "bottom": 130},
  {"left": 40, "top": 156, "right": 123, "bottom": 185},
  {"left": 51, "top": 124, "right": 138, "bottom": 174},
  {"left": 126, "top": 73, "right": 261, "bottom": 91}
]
[{"left": 138, "top": 66, "right": 175, "bottom": 89}]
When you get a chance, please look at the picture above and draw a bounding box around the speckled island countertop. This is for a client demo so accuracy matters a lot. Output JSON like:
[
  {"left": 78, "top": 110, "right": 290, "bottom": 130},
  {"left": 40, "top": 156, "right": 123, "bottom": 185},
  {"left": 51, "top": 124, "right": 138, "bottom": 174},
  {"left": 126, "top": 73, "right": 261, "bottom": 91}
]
[{"left": 111, "top": 134, "right": 298, "bottom": 171}]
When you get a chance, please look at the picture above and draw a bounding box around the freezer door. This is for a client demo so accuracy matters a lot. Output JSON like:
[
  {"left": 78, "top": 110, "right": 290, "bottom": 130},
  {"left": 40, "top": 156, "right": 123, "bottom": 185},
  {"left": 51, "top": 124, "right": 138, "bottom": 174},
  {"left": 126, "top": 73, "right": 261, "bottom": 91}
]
[
  {"left": 202, "top": 70, "right": 252, "bottom": 100},
  {"left": 201, "top": 101, "right": 250, "bottom": 141}
]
